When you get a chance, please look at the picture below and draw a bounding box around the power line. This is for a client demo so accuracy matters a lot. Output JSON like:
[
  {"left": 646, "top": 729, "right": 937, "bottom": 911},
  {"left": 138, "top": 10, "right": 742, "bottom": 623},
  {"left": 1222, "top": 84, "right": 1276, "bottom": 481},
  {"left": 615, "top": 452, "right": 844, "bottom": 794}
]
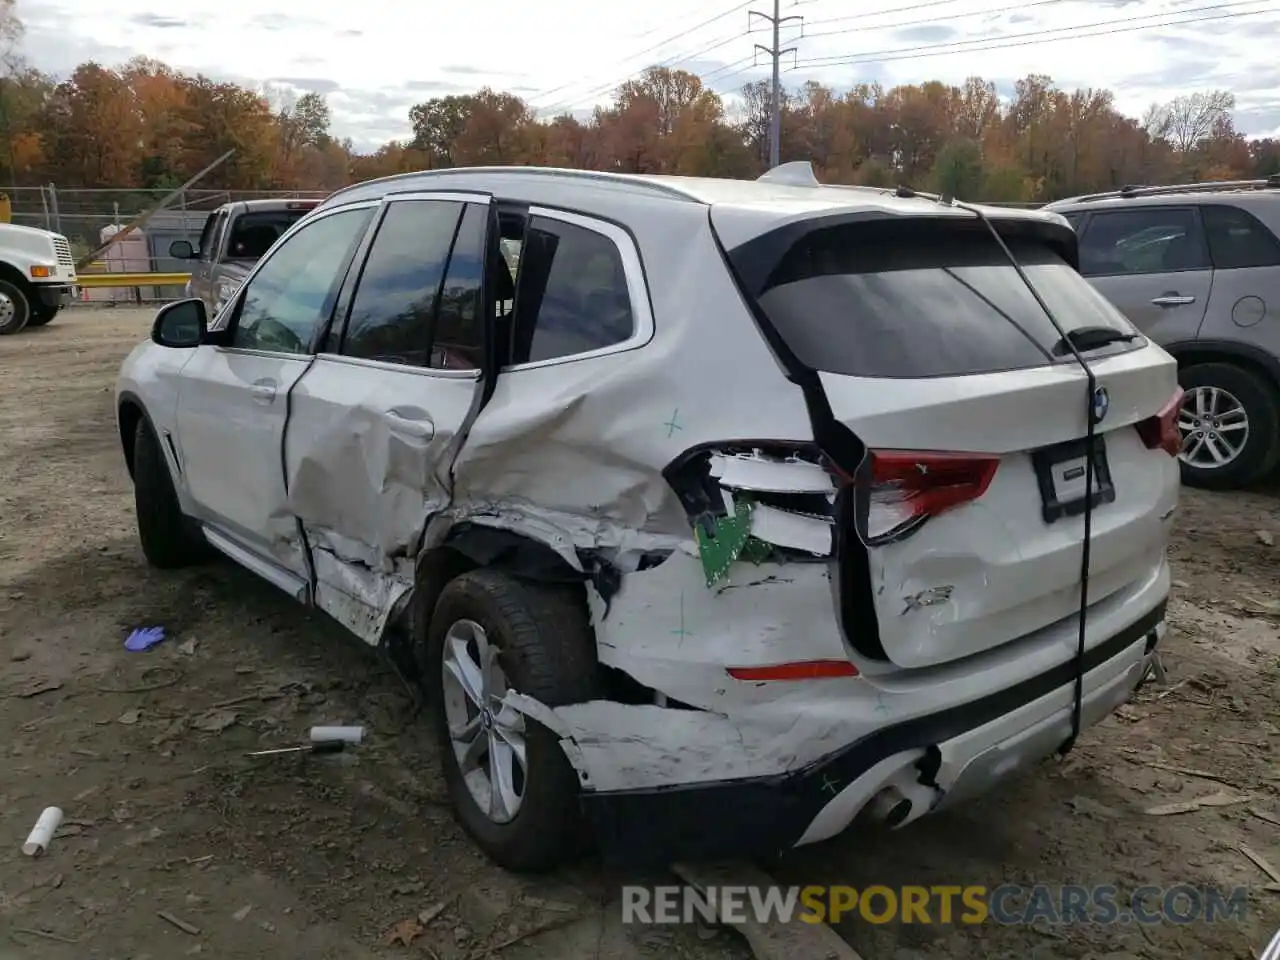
[
  {"left": 539, "top": 30, "right": 749, "bottom": 115},
  {"left": 793, "top": 0, "right": 1274, "bottom": 67},
  {"left": 527, "top": 0, "right": 756, "bottom": 107},
  {"left": 801, "top": 0, "right": 1074, "bottom": 41}
]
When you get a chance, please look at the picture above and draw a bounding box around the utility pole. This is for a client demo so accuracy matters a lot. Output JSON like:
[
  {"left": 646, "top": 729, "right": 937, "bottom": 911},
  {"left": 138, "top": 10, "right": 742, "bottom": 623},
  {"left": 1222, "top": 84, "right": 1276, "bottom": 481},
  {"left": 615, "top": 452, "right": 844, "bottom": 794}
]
[{"left": 750, "top": 0, "right": 802, "bottom": 168}]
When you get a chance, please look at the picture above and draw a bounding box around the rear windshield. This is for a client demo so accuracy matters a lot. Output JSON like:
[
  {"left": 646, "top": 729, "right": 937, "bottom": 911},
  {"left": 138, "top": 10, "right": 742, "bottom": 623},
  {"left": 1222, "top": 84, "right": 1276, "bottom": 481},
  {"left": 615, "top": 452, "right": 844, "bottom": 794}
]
[
  {"left": 225, "top": 210, "right": 309, "bottom": 260},
  {"left": 756, "top": 222, "right": 1140, "bottom": 379}
]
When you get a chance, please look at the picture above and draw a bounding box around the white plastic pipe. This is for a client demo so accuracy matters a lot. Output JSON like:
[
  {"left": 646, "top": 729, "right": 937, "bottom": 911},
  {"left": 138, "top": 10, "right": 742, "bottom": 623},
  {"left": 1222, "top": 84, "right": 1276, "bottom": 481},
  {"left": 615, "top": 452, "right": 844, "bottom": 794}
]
[
  {"left": 22, "top": 807, "right": 63, "bottom": 857},
  {"left": 310, "top": 726, "right": 363, "bottom": 744}
]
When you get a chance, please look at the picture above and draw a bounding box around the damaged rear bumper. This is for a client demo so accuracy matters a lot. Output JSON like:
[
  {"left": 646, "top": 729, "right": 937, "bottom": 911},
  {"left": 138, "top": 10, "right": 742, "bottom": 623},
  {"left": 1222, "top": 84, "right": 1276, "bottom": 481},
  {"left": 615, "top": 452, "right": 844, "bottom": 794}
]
[{"left": 578, "top": 601, "right": 1165, "bottom": 866}]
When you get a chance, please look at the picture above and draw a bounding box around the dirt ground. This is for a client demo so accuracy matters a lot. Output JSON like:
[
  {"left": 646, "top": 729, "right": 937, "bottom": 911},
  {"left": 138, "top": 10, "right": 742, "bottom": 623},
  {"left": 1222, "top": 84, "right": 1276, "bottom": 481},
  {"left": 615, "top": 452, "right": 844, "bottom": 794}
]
[{"left": 2, "top": 307, "right": 1280, "bottom": 960}]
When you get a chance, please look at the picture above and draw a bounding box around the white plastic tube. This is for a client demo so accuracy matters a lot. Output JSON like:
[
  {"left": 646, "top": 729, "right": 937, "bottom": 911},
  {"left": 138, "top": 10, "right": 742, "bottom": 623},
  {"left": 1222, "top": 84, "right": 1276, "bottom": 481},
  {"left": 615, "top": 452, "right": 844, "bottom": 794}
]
[
  {"left": 310, "top": 726, "right": 363, "bottom": 744},
  {"left": 22, "top": 807, "right": 63, "bottom": 857}
]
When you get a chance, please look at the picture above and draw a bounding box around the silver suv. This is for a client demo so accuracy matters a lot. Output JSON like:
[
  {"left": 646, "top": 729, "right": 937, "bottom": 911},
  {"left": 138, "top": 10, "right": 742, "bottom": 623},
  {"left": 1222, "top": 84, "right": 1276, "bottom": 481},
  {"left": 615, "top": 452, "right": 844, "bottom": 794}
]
[
  {"left": 116, "top": 163, "right": 1178, "bottom": 871},
  {"left": 1047, "top": 178, "right": 1280, "bottom": 489}
]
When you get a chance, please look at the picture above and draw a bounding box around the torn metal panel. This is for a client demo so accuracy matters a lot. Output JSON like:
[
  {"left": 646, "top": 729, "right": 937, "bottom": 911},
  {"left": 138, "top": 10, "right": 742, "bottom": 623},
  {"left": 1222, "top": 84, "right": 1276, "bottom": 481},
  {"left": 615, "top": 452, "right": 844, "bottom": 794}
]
[
  {"left": 309, "top": 537, "right": 412, "bottom": 646},
  {"left": 503, "top": 692, "right": 836, "bottom": 793},
  {"left": 590, "top": 550, "right": 853, "bottom": 709}
]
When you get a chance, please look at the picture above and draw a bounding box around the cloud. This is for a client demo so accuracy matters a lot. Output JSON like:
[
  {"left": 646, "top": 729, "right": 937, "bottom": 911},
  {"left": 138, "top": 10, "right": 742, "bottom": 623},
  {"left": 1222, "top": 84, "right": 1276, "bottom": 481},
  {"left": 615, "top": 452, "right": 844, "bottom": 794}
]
[
  {"left": 129, "top": 12, "right": 189, "bottom": 29},
  {"left": 891, "top": 25, "right": 959, "bottom": 44},
  {"left": 267, "top": 76, "right": 342, "bottom": 95}
]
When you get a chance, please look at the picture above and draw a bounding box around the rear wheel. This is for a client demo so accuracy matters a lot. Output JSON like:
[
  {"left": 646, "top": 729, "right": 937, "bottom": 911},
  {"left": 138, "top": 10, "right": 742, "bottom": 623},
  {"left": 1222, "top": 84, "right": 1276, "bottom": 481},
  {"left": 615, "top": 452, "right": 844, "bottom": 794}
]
[
  {"left": 0, "top": 278, "right": 30, "bottom": 335},
  {"left": 425, "top": 569, "right": 598, "bottom": 872},
  {"left": 25, "top": 303, "right": 59, "bottom": 327},
  {"left": 1177, "top": 362, "right": 1280, "bottom": 490},
  {"left": 132, "top": 419, "right": 210, "bottom": 568}
]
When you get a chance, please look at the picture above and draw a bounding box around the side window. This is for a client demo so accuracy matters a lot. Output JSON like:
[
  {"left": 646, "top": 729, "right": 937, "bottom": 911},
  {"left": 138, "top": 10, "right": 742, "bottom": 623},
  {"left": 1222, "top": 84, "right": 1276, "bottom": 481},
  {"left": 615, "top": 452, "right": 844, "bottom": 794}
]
[
  {"left": 431, "top": 203, "right": 486, "bottom": 370},
  {"left": 232, "top": 208, "right": 372, "bottom": 355},
  {"left": 1062, "top": 212, "right": 1085, "bottom": 232},
  {"left": 510, "top": 216, "right": 634, "bottom": 365},
  {"left": 341, "top": 200, "right": 463, "bottom": 366},
  {"left": 197, "top": 212, "right": 219, "bottom": 260},
  {"left": 1202, "top": 204, "right": 1280, "bottom": 270},
  {"left": 1077, "top": 208, "right": 1210, "bottom": 277}
]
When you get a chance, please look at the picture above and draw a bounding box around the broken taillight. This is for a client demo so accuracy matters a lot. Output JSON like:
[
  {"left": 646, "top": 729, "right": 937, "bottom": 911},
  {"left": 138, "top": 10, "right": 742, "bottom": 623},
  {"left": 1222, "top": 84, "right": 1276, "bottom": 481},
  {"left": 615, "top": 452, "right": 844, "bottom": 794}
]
[
  {"left": 845, "top": 450, "right": 1000, "bottom": 545},
  {"left": 1135, "top": 387, "right": 1184, "bottom": 458}
]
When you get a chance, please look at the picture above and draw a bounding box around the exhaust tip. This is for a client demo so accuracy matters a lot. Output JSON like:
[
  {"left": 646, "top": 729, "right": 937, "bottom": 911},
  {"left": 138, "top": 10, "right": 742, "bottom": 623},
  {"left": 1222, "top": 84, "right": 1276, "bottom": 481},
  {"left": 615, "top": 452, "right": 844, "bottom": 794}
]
[{"left": 866, "top": 786, "right": 913, "bottom": 828}]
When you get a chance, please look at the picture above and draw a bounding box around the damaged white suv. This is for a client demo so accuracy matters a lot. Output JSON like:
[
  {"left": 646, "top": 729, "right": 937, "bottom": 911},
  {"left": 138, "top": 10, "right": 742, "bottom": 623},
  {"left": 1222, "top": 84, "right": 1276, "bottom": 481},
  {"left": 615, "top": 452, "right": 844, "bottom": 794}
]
[{"left": 116, "top": 162, "right": 1180, "bottom": 872}]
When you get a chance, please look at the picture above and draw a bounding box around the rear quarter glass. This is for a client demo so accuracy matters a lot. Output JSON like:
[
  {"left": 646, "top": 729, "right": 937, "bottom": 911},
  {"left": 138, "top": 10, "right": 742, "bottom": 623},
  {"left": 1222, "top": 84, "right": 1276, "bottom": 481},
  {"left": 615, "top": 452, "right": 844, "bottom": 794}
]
[{"left": 756, "top": 221, "right": 1140, "bottom": 379}]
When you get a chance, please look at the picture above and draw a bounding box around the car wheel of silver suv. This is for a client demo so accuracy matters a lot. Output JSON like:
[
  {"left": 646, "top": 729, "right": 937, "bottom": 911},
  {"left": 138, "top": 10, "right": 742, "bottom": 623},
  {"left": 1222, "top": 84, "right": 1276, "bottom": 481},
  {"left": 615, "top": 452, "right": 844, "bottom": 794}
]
[
  {"left": 424, "top": 569, "right": 599, "bottom": 872},
  {"left": 1177, "top": 362, "right": 1280, "bottom": 490}
]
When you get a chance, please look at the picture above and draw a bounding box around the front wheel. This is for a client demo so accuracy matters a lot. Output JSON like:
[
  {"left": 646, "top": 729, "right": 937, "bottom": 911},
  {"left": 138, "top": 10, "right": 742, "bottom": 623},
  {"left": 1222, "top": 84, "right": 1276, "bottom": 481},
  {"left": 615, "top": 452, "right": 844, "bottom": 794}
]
[
  {"left": 25, "top": 303, "right": 60, "bottom": 327},
  {"left": 132, "top": 419, "right": 210, "bottom": 568},
  {"left": 0, "top": 278, "right": 30, "bottom": 335},
  {"left": 425, "top": 569, "right": 599, "bottom": 872},
  {"left": 1177, "top": 362, "right": 1280, "bottom": 490}
]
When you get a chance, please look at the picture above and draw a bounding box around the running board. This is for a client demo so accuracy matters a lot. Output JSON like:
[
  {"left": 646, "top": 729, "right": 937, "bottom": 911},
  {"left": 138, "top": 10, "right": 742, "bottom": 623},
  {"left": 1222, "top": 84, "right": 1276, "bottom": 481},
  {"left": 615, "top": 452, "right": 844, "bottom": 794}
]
[{"left": 202, "top": 526, "right": 310, "bottom": 603}]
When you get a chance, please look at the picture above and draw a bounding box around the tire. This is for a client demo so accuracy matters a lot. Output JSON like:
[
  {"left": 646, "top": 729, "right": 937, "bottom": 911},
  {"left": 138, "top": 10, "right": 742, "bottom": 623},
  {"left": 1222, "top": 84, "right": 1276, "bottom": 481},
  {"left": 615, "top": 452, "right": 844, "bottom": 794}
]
[
  {"left": 132, "top": 419, "right": 209, "bottom": 568},
  {"left": 1178, "top": 362, "right": 1280, "bottom": 490},
  {"left": 0, "top": 278, "right": 30, "bottom": 335},
  {"left": 425, "top": 569, "right": 598, "bottom": 872},
  {"left": 25, "top": 303, "right": 59, "bottom": 327}
]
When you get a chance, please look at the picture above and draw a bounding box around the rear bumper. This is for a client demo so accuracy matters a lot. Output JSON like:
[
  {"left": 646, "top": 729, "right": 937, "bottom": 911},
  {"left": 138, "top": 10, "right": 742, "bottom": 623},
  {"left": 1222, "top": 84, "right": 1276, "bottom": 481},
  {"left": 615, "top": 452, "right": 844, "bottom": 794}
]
[
  {"left": 581, "top": 600, "right": 1164, "bottom": 866},
  {"left": 34, "top": 283, "right": 74, "bottom": 308}
]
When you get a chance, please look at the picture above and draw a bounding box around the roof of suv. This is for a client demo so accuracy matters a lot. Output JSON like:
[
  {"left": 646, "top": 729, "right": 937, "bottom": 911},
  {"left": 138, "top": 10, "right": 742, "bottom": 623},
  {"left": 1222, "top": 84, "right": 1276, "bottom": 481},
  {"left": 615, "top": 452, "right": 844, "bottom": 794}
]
[
  {"left": 317, "top": 163, "right": 1068, "bottom": 244},
  {"left": 1046, "top": 177, "right": 1280, "bottom": 212}
]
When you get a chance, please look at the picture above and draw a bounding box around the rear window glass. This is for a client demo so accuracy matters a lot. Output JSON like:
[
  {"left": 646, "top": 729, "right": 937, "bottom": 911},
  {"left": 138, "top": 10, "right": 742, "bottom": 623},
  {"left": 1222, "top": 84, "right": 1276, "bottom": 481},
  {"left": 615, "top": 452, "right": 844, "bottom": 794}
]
[
  {"left": 226, "top": 211, "right": 309, "bottom": 260},
  {"left": 757, "top": 223, "right": 1139, "bottom": 379}
]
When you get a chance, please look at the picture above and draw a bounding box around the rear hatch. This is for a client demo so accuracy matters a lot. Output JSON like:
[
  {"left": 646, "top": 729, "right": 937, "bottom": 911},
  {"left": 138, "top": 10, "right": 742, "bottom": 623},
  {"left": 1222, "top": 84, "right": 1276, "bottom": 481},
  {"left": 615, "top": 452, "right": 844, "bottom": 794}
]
[{"left": 723, "top": 214, "right": 1180, "bottom": 670}]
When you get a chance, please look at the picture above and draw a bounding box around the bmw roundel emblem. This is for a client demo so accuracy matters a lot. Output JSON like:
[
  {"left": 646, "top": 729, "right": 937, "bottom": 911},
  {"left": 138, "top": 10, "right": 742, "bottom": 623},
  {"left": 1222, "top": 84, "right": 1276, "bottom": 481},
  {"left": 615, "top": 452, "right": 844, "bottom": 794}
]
[{"left": 1092, "top": 386, "right": 1110, "bottom": 424}]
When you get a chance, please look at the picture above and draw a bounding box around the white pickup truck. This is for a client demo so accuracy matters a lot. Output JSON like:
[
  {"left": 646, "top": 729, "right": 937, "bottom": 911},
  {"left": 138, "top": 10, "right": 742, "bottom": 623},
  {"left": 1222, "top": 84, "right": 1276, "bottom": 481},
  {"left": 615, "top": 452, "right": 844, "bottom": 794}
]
[{"left": 0, "top": 222, "right": 78, "bottom": 334}]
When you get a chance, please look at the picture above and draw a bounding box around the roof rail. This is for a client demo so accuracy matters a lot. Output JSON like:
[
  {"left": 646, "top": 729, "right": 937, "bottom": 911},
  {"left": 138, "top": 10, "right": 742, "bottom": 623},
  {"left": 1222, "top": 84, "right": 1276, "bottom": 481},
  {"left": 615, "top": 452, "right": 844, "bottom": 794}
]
[{"left": 1063, "top": 175, "right": 1280, "bottom": 204}]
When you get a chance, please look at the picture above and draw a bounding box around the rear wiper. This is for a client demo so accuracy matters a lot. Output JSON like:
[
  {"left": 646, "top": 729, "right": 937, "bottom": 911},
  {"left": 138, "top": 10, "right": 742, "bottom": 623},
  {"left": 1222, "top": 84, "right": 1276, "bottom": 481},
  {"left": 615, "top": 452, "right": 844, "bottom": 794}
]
[{"left": 1052, "top": 326, "right": 1139, "bottom": 356}]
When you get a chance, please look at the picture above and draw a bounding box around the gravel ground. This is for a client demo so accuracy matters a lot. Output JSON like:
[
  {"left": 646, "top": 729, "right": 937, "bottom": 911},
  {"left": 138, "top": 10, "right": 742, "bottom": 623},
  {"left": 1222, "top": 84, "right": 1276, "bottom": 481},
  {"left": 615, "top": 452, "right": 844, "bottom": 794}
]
[{"left": 2, "top": 307, "right": 1279, "bottom": 960}]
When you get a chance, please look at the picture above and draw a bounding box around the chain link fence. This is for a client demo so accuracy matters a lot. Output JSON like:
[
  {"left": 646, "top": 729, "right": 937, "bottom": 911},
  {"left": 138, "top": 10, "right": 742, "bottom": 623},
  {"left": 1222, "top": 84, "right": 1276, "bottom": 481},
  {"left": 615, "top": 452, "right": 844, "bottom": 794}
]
[{"left": 1, "top": 184, "right": 330, "bottom": 269}]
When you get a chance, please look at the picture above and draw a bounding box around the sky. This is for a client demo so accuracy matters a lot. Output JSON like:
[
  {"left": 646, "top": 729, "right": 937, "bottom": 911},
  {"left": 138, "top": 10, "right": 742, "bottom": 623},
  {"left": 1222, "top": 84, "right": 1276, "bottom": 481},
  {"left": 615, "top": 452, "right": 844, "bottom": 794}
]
[{"left": 14, "top": 0, "right": 1280, "bottom": 151}]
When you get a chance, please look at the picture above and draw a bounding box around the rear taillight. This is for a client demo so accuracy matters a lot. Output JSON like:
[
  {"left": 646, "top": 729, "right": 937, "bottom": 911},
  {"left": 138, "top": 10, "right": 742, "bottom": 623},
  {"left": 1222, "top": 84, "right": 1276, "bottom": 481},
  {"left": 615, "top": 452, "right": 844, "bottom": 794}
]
[
  {"left": 849, "top": 450, "right": 1000, "bottom": 545},
  {"left": 1136, "top": 388, "right": 1184, "bottom": 458}
]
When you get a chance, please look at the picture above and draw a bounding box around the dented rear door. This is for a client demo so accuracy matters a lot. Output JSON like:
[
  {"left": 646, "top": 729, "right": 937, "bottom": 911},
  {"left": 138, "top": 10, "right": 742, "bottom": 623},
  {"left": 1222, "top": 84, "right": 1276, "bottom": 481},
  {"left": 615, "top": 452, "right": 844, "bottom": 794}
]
[{"left": 284, "top": 194, "right": 491, "bottom": 643}]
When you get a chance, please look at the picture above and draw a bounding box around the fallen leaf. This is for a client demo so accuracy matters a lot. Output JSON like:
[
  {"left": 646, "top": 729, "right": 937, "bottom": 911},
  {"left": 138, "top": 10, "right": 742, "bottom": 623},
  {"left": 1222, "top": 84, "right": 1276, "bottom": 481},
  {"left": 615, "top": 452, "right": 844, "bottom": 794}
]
[
  {"left": 418, "top": 901, "right": 448, "bottom": 926},
  {"left": 192, "top": 710, "right": 238, "bottom": 733},
  {"left": 384, "top": 918, "right": 424, "bottom": 947},
  {"left": 177, "top": 638, "right": 198, "bottom": 656},
  {"left": 1145, "top": 791, "right": 1251, "bottom": 815},
  {"left": 17, "top": 680, "right": 63, "bottom": 698},
  {"left": 117, "top": 709, "right": 140, "bottom": 725}
]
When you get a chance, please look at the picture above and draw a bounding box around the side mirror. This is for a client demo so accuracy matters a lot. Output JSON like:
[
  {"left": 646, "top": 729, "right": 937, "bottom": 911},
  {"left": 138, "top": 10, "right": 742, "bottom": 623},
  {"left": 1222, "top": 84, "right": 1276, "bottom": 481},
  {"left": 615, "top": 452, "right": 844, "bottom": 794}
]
[
  {"left": 169, "top": 239, "right": 195, "bottom": 259},
  {"left": 151, "top": 298, "right": 207, "bottom": 348}
]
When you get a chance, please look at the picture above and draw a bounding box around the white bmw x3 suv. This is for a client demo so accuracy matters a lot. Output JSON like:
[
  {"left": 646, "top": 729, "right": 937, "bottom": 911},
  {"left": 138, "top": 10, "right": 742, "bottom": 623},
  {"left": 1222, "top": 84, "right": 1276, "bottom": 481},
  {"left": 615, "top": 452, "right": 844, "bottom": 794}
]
[{"left": 115, "top": 162, "right": 1180, "bottom": 871}]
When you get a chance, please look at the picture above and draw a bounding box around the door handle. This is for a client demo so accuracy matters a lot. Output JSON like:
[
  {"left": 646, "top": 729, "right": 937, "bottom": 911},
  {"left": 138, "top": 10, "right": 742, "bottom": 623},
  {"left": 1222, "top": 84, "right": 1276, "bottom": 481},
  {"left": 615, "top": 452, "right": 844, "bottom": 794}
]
[
  {"left": 384, "top": 409, "right": 435, "bottom": 440},
  {"left": 250, "top": 378, "right": 277, "bottom": 404},
  {"left": 1151, "top": 295, "right": 1196, "bottom": 307}
]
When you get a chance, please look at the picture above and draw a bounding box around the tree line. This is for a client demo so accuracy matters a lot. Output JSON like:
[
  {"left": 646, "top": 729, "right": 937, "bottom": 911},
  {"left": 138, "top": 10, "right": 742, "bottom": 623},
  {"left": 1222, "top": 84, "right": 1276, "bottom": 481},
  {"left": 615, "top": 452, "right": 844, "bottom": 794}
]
[{"left": 1, "top": 0, "right": 1277, "bottom": 202}]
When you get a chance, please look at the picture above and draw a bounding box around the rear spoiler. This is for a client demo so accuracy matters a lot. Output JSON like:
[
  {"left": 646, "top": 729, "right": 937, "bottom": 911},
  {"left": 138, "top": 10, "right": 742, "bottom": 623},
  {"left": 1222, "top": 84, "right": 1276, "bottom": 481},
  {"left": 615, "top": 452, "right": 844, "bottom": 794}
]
[{"left": 719, "top": 210, "right": 1079, "bottom": 300}]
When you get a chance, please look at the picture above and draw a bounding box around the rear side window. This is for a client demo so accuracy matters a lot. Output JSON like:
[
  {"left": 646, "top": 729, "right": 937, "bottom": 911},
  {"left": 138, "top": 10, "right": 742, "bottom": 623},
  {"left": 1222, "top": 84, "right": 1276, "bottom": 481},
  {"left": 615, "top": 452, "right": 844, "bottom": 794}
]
[
  {"left": 510, "top": 216, "right": 634, "bottom": 365},
  {"left": 756, "top": 223, "right": 1139, "bottom": 379},
  {"left": 1078, "top": 207, "right": 1210, "bottom": 276},
  {"left": 342, "top": 199, "right": 463, "bottom": 366},
  {"left": 1202, "top": 204, "right": 1280, "bottom": 270}
]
